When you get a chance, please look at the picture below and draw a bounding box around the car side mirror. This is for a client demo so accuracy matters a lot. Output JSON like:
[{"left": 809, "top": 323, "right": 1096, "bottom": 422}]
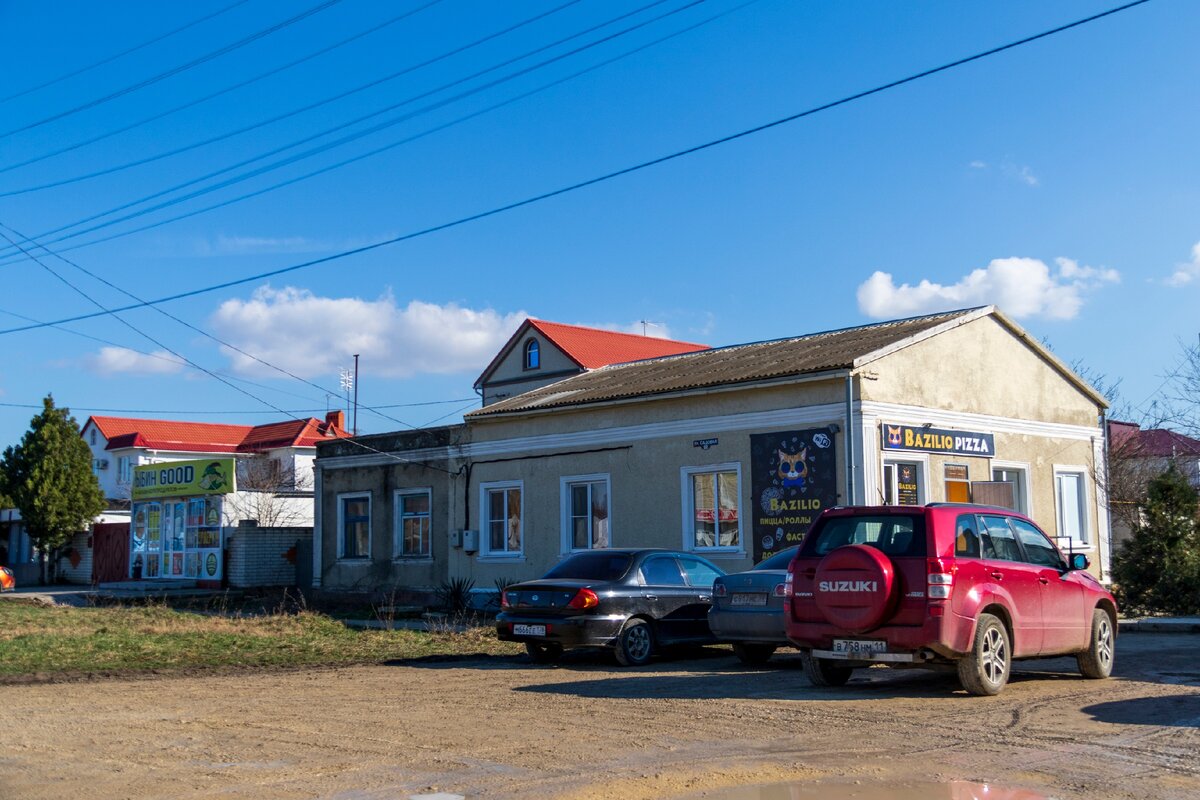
[{"left": 1070, "top": 553, "right": 1090, "bottom": 571}]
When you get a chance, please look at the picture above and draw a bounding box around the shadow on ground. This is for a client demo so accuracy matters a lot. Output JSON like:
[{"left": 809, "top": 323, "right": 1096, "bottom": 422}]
[{"left": 1082, "top": 693, "right": 1200, "bottom": 727}]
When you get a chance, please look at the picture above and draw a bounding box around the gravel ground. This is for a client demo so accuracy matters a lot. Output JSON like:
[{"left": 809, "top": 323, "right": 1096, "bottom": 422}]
[{"left": 2, "top": 633, "right": 1198, "bottom": 800}]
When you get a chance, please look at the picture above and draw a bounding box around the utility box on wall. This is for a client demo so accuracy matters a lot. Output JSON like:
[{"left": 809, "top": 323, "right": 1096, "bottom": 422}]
[
  {"left": 449, "top": 529, "right": 462, "bottom": 548},
  {"left": 461, "top": 529, "right": 478, "bottom": 553}
]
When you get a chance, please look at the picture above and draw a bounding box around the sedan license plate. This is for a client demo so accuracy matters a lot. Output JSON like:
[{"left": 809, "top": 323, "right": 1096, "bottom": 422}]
[
  {"left": 730, "top": 593, "right": 768, "bottom": 606},
  {"left": 512, "top": 624, "right": 546, "bottom": 637},
  {"left": 833, "top": 639, "right": 887, "bottom": 656}
]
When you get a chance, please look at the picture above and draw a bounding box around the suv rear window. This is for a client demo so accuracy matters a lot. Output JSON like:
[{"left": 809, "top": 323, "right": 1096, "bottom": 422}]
[
  {"left": 801, "top": 514, "right": 927, "bottom": 558},
  {"left": 543, "top": 552, "right": 632, "bottom": 581}
]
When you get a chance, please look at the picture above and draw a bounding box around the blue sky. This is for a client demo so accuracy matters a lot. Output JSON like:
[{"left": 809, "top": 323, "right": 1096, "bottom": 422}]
[{"left": 0, "top": 0, "right": 1196, "bottom": 445}]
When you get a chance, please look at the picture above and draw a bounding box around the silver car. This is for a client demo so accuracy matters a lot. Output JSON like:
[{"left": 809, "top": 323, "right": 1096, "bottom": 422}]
[{"left": 707, "top": 546, "right": 800, "bottom": 664}]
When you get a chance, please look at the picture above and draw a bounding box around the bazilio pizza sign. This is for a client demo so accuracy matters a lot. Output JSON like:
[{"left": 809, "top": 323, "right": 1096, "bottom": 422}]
[{"left": 882, "top": 424, "right": 995, "bottom": 458}]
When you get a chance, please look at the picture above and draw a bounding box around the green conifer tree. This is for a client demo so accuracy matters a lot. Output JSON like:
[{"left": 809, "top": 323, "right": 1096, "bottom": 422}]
[
  {"left": 1113, "top": 465, "right": 1200, "bottom": 615},
  {"left": 0, "top": 395, "right": 105, "bottom": 583}
]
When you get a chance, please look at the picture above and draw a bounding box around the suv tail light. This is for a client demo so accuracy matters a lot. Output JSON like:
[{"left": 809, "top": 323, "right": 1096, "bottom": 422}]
[
  {"left": 713, "top": 582, "right": 727, "bottom": 597},
  {"left": 784, "top": 571, "right": 794, "bottom": 597},
  {"left": 566, "top": 588, "right": 599, "bottom": 610},
  {"left": 927, "top": 557, "right": 954, "bottom": 600}
]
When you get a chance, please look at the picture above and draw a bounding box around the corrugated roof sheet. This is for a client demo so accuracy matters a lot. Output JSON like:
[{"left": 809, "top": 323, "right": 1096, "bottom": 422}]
[
  {"left": 469, "top": 309, "right": 976, "bottom": 417},
  {"left": 1109, "top": 421, "right": 1200, "bottom": 458}
]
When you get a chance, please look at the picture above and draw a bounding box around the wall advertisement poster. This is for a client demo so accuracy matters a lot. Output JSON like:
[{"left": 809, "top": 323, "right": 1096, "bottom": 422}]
[{"left": 749, "top": 427, "right": 839, "bottom": 563}]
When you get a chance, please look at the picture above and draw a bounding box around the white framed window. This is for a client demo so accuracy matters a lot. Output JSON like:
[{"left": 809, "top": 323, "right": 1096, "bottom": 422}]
[
  {"left": 337, "top": 492, "right": 371, "bottom": 560},
  {"left": 560, "top": 474, "right": 611, "bottom": 553},
  {"left": 524, "top": 338, "right": 540, "bottom": 370},
  {"left": 882, "top": 457, "right": 927, "bottom": 506},
  {"left": 117, "top": 456, "right": 133, "bottom": 485},
  {"left": 990, "top": 461, "right": 1031, "bottom": 514},
  {"left": 1053, "top": 466, "right": 1091, "bottom": 548},
  {"left": 394, "top": 489, "right": 432, "bottom": 559},
  {"left": 681, "top": 463, "right": 743, "bottom": 555},
  {"left": 480, "top": 480, "right": 523, "bottom": 559}
]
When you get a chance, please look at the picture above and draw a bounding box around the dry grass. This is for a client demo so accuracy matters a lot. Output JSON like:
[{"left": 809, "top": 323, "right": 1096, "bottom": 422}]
[{"left": 0, "top": 601, "right": 521, "bottom": 679}]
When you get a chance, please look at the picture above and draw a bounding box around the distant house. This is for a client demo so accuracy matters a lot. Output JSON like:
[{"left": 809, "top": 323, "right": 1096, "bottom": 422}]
[
  {"left": 474, "top": 319, "right": 709, "bottom": 406},
  {"left": 32, "top": 412, "right": 351, "bottom": 586},
  {"left": 1107, "top": 420, "right": 1200, "bottom": 548}
]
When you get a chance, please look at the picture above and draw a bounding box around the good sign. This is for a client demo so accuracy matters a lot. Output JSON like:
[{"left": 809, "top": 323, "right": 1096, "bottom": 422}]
[
  {"left": 882, "top": 424, "right": 995, "bottom": 457},
  {"left": 132, "top": 458, "right": 237, "bottom": 500}
]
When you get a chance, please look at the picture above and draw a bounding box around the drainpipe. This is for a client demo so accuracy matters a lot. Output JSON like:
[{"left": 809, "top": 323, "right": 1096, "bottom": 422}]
[{"left": 845, "top": 372, "right": 857, "bottom": 505}]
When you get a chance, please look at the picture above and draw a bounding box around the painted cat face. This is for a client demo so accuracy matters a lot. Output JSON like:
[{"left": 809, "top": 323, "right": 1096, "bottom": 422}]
[{"left": 778, "top": 448, "right": 808, "bottom": 487}]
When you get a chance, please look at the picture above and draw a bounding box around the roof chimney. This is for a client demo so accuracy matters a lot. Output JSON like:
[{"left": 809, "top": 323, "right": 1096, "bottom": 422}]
[{"left": 325, "top": 410, "right": 346, "bottom": 433}]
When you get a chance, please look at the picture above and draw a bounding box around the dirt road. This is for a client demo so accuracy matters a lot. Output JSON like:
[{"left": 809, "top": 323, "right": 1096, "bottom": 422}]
[{"left": 3, "top": 633, "right": 1198, "bottom": 800}]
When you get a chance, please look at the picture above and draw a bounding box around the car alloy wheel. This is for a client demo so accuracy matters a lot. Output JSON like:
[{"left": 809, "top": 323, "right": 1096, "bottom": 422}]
[
  {"left": 615, "top": 618, "right": 654, "bottom": 666},
  {"left": 957, "top": 613, "right": 1011, "bottom": 696},
  {"left": 1078, "top": 609, "right": 1115, "bottom": 679}
]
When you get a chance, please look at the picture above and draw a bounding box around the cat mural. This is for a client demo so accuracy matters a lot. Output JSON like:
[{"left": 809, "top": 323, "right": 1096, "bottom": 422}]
[{"left": 777, "top": 447, "right": 808, "bottom": 489}]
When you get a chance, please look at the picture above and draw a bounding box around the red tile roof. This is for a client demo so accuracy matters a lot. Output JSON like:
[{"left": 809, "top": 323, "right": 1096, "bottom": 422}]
[
  {"left": 475, "top": 318, "right": 709, "bottom": 387},
  {"left": 1109, "top": 421, "right": 1200, "bottom": 458},
  {"left": 86, "top": 415, "right": 350, "bottom": 454},
  {"left": 527, "top": 320, "right": 709, "bottom": 369}
]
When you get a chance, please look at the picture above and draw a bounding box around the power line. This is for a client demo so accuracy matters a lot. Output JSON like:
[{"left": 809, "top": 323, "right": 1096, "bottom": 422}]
[
  {"left": 0, "top": 0, "right": 345, "bottom": 139},
  {"left": 0, "top": 227, "right": 458, "bottom": 474},
  {"left": 0, "top": 0, "right": 673, "bottom": 250},
  {"left": 0, "top": 0, "right": 571, "bottom": 189},
  {"left": 0, "top": 220, "right": 423, "bottom": 431},
  {"left": 0, "top": 0, "right": 445, "bottom": 176},
  {"left": 0, "top": 399, "right": 476, "bottom": 415},
  {"left": 13, "top": 0, "right": 756, "bottom": 259},
  {"left": 0, "top": 0, "right": 251, "bottom": 105},
  {"left": 0, "top": 0, "right": 1152, "bottom": 334}
]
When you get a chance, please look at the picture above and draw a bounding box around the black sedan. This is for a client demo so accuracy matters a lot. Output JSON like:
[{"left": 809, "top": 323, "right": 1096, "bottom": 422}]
[
  {"left": 496, "top": 549, "right": 725, "bottom": 665},
  {"left": 707, "top": 545, "right": 800, "bottom": 665}
]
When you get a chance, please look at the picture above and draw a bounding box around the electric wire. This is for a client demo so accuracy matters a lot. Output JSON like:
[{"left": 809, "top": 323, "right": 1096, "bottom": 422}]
[
  {"left": 3, "top": 0, "right": 754, "bottom": 261},
  {"left": 0, "top": 220, "right": 424, "bottom": 432},
  {"left": 0, "top": 0, "right": 679, "bottom": 254},
  {"left": 0, "top": 399, "right": 476, "bottom": 414},
  {"left": 0, "top": 228, "right": 457, "bottom": 474},
  {"left": 0, "top": 0, "right": 445, "bottom": 176},
  {"left": 0, "top": 0, "right": 580, "bottom": 191},
  {"left": 0, "top": 0, "right": 1152, "bottom": 335},
  {"left": 0, "top": 0, "right": 251, "bottom": 105},
  {"left": 0, "top": 0, "right": 346, "bottom": 139}
]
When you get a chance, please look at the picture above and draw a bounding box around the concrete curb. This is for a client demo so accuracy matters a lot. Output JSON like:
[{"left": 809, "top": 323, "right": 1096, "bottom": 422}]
[{"left": 1118, "top": 618, "right": 1200, "bottom": 634}]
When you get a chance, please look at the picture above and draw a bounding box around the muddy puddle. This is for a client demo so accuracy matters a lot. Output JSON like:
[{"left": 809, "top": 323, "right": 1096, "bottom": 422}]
[{"left": 682, "top": 780, "right": 1050, "bottom": 800}]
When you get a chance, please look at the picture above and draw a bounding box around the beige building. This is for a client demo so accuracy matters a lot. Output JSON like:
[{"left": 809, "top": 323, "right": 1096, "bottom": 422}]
[{"left": 314, "top": 307, "right": 1111, "bottom": 597}]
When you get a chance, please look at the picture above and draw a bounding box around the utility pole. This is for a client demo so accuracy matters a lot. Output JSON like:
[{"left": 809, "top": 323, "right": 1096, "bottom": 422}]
[{"left": 352, "top": 353, "right": 360, "bottom": 437}]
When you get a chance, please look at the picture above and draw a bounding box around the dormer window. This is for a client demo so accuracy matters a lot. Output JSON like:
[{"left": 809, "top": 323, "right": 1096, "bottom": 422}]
[{"left": 524, "top": 338, "right": 540, "bottom": 370}]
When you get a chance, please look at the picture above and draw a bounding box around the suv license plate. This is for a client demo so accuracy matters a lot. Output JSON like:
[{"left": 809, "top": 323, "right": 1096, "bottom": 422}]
[
  {"left": 731, "top": 593, "right": 767, "bottom": 606},
  {"left": 833, "top": 639, "right": 887, "bottom": 655},
  {"left": 513, "top": 624, "right": 546, "bottom": 637}
]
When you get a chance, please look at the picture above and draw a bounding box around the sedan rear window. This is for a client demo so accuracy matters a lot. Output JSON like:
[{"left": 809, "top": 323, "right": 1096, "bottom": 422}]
[
  {"left": 755, "top": 546, "right": 800, "bottom": 570},
  {"left": 802, "top": 515, "right": 927, "bottom": 558},
  {"left": 544, "top": 552, "right": 632, "bottom": 581}
]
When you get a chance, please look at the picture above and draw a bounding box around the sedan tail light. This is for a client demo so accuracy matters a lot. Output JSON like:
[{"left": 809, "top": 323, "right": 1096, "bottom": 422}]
[
  {"left": 773, "top": 582, "right": 787, "bottom": 597},
  {"left": 501, "top": 589, "right": 513, "bottom": 609},
  {"left": 713, "top": 582, "right": 727, "bottom": 598},
  {"left": 566, "top": 588, "right": 599, "bottom": 610}
]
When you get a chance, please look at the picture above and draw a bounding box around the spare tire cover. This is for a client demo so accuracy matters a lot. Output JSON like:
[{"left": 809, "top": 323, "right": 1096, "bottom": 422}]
[{"left": 813, "top": 544, "right": 897, "bottom": 633}]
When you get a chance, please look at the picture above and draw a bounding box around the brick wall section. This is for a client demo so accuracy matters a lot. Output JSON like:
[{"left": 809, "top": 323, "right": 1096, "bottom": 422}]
[{"left": 227, "top": 526, "right": 312, "bottom": 588}]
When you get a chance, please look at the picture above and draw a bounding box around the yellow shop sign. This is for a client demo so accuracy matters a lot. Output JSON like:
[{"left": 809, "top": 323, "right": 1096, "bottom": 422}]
[{"left": 132, "top": 458, "right": 237, "bottom": 500}]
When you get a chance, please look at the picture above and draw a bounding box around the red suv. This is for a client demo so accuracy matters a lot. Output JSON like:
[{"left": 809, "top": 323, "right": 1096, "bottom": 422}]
[{"left": 785, "top": 504, "right": 1117, "bottom": 695}]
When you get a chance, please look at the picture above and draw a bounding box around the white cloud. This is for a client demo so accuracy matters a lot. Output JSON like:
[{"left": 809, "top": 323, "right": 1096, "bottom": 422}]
[
  {"left": 86, "top": 347, "right": 186, "bottom": 375},
  {"left": 1165, "top": 241, "right": 1200, "bottom": 287},
  {"left": 210, "top": 285, "right": 527, "bottom": 379},
  {"left": 857, "top": 257, "right": 1120, "bottom": 321},
  {"left": 1010, "top": 165, "right": 1039, "bottom": 187},
  {"left": 969, "top": 160, "right": 988, "bottom": 169}
]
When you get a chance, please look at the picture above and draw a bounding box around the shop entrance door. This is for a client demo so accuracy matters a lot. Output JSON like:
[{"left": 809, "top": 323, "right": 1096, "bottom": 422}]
[{"left": 92, "top": 523, "right": 129, "bottom": 584}]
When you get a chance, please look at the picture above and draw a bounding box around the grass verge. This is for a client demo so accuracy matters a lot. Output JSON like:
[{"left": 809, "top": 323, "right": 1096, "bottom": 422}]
[{"left": 0, "top": 601, "right": 520, "bottom": 680}]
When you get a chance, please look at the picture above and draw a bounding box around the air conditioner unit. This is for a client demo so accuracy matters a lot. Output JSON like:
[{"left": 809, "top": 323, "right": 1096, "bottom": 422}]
[{"left": 98, "top": 459, "right": 109, "bottom": 470}]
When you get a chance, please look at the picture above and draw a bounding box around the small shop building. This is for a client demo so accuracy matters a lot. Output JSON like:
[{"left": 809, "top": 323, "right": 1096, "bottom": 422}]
[{"left": 313, "top": 306, "right": 1112, "bottom": 598}]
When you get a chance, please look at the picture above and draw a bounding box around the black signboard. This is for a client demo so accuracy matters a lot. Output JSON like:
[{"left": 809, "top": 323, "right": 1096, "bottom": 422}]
[
  {"left": 750, "top": 427, "right": 838, "bottom": 563},
  {"left": 896, "top": 463, "right": 921, "bottom": 506},
  {"left": 881, "top": 423, "right": 995, "bottom": 458}
]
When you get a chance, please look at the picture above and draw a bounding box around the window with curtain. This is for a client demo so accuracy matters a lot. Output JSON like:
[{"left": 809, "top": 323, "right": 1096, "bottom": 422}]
[{"left": 687, "top": 468, "right": 739, "bottom": 550}]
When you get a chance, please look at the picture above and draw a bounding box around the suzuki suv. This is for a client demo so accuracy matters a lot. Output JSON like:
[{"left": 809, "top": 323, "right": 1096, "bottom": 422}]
[{"left": 785, "top": 504, "right": 1117, "bottom": 696}]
